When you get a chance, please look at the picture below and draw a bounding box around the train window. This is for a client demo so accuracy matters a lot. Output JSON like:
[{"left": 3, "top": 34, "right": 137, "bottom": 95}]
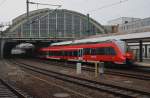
[
  {"left": 61, "top": 51, "right": 64, "bottom": 56},
  {"left": 53, "top": 51, "right": 57, "bottom": 56},
  {"left": 52, "top": 52, "right": 54, "bottom": 56},
  {"left": 67, "top": 51, "right": 69, "bottom": 56},
  {"left": 105, "top": 48, "right": 109, "bottom": 55},
  {"left": 95, "top": 47, "right": 116, "bottom": 55},
  {"left": 59, "top": 51, "right": 63, "bottom": 56},
  {"left": 62, "top": 51, "right": 78, "bottom": 56},
  {"left": 96, "top": 48, "right": 105, "bottom": 55},
  {"left": 49, "top": 51, "right": 53, "bottom": 56},
  {"left": 69, "top": 51, "right": 73, "bottom": 56},
  {"left": 52, "top": 51, "right": 55, "bottom": 56},
  {"left": 54, "top": 51, "right": 57, "bottom": 56},
  {"left": 91, "top": 48, "right": 96, "bottom": 55},
  {"left": 107, "top": 47, "right": 116, "bottom": 55},
  {"left": 51, "top": 51, "right": 53, "bottom": 56},
  {"left": 70, "top": 51, "right": 72, "bottom": 56},
  {"left": 84, "top": 48, "right": 91, "bottom": 55},
  {"left": 78, "top": 49, "right": 83, "bottom": 57},
  {"left": 53, "top": 51, "right": 61, "bottom": 56},
  {"left": 64, "top": 51, "right": 68, "bottom": 56},
  {"left": 71, "top": 51, "right": 74, "bottom": 56},
  {"left": 49, "top": 51, "right": 51, "bottom": 56},
  {"left": 73, "top": 51, "right": 78, "bottom": 56},
  {"left": 71, "top": 51, "right": 73, "bottom": 56},
  {"left": 68, "top": 51, "right": 70, "bottom": 56},
  {"left": 55, "top": 51, "right": 59, "bottom": 56}
]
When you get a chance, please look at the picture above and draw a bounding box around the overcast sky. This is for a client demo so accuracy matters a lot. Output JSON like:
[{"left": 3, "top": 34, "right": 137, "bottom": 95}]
[{"left": 0, "top": 0, "right": 150, "bottom": 24}]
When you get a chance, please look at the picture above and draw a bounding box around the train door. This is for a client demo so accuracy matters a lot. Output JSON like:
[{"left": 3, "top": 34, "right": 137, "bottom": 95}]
[{"left": 78, "top": 48, "right": 83, "bottom": 60}]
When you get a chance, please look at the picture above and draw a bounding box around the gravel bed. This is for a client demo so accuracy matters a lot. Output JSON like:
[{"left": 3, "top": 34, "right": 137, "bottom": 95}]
[
  {"left": 21, "top": 65, "right": 117, "bottom": 98},
  {"left": 19, "top": 59, "right": 150, "bottom": 93},
  {"left": 0, "top": 59, "right": 107, "bottom": 98}
]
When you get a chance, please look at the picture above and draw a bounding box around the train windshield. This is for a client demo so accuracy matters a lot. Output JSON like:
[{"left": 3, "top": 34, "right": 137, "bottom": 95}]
[{"left": 115, "top": 40, "right": 127, "bottom": 54}]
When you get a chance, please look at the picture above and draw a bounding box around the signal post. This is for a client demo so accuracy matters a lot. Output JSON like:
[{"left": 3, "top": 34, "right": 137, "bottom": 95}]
[
  {"left": 76, "top": 57, "right": 82, "bottom": 74},
  {"left": 94, "top": 61, "right": 104, "bottom": 77}
]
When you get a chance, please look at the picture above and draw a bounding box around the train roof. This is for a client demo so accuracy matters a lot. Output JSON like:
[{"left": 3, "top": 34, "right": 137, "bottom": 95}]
[
  {"left": 51, "top": 32, "right": 150, "bottom": 46},
  {"left": 51, "top": 38, "right": 122, "bottom": 46}
]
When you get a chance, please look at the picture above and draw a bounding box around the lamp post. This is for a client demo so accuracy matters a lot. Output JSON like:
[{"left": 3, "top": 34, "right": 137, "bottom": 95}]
[
  {"left": 0, "top": 25, "right": 4, "bottom": 38},
  {"left": 27, "top": 0, "right": 29, "bottom": 19},
  {"left": 26, "top": 0, "right": 32, "bottom": 38},
  {"left": 0, "top": 27, "right": 4, "bottom": 58},
  {"left": 87, "top": 14, "right": 90, "bottom": 36}
]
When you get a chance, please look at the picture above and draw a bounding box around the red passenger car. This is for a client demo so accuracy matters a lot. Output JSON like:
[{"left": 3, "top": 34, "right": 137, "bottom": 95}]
[{"left": 38, "top": 40, "right": 134, "bottom": 64}]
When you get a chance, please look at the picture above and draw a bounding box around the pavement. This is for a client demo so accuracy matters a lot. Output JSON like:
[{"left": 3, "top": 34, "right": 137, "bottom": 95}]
[{"left": 135, "top": 58, "right": 150, "bottom": 67}]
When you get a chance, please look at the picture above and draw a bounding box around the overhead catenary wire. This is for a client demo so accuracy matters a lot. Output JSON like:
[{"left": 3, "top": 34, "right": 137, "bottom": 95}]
[
  {"left": 26, "top": 1, "right": 62, "bottom": 24},
  {"left": 29, "top": 5, "right": 62, "bottom": 25},
  {"left": 89, "top": 0, "right": 128, "bottom": 13},
  {"left": 29, "top": 1, "right": 61, "bottom": 7}
]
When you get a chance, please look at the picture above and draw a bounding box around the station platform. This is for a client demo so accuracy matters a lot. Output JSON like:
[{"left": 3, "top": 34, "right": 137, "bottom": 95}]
[{"left": 135, "top": 58, "right": 150, "bottom": 67}]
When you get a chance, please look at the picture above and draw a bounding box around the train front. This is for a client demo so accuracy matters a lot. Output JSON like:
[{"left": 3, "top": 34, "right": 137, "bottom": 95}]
[{"left": 115, "top": 40, "right": 134, "bottom": 64}]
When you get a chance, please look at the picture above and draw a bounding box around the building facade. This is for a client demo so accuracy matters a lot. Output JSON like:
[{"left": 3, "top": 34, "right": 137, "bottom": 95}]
[
  {"left": 108, "top": 17, "right": 150, "bottom": 33},
  {"left": 118, "top": 17, "right": 150, "bottom": 33},
  {"left": 6, "top": 8, "right": 106, "bottom": 38},
  {"left": 108, "top": 17, "right": 140, "bottom": 25}
]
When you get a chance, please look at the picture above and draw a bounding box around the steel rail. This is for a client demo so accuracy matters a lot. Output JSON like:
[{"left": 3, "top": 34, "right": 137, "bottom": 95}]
[
  {"left": 9, "top": 60, "right": 150, "bottom": 98},
  {"left": 0, "top": 79, "right": 26, "bottom": 98},
  {"left": 33, "top": 59, "right": 150, "bottom": 81}
]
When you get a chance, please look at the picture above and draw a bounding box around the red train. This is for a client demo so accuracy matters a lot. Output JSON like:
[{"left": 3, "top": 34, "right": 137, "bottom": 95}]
[{"left": 38, "top": 40, "right": 134, "bottom": 64}]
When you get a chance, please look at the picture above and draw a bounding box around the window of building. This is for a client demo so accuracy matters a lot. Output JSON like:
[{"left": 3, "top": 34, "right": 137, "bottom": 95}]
[{"left": 125, "top": 21, "right": 128, "bottom": 24}]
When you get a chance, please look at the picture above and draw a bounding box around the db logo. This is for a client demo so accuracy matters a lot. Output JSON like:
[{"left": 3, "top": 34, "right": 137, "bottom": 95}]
[
  {"left": 91, "top": 56, "right": 96, "bottom": 58},
  {"left": 78, "top": 57, "right": 82, "bottom": 60}
]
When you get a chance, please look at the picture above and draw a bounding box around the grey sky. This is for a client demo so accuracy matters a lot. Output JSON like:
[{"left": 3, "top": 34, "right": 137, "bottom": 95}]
[{"left": 0, "top": 0, "right": 149, "bottom": 24}]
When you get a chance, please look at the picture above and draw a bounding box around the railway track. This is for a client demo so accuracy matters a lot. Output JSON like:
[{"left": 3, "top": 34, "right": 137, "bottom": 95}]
[
  {"left": 104, "top": 69, "right": 150, "bottom": 81},
  {"left": 9, "top": 59, "right": 150, "bottom": 98},
  {"left": 0, "top": 78, "right": 26, "bottom": 98},
  {"left": 32, "top": 59, "right": 150, "bottom": 81}
]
